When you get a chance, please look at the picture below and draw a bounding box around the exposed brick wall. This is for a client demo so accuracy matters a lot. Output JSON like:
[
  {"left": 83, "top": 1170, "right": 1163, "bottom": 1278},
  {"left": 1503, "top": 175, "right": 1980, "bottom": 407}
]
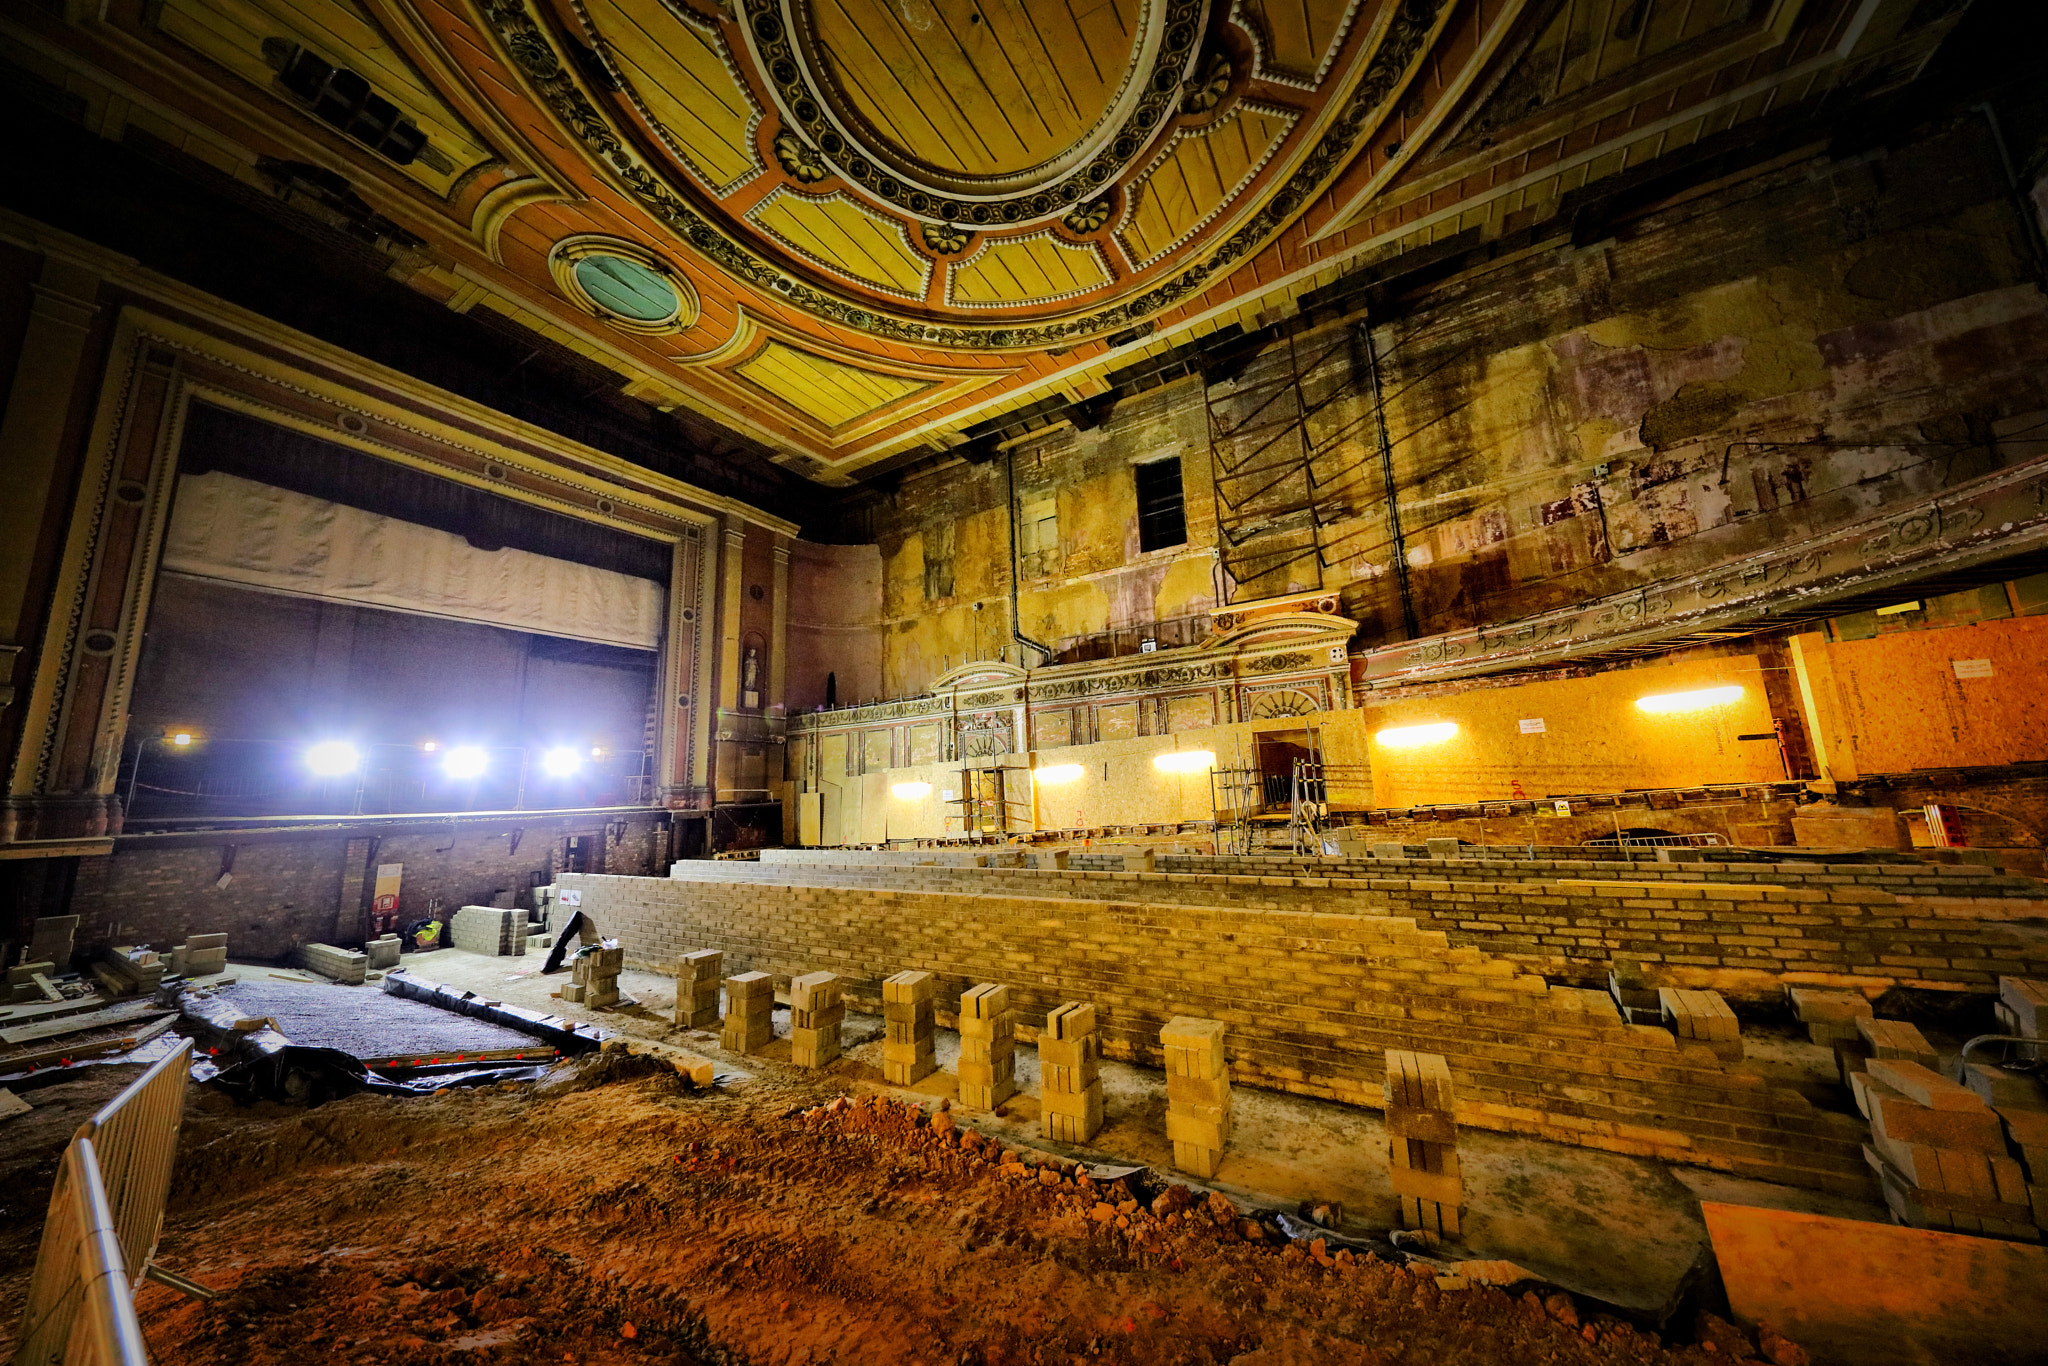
[
  {"left": 563, "top": 870, "right": 1874, "bottom": 1194},
  {"left": 664, "top": 859, "right": 2048, "bottom": 1000},
  {"left": 64, "top": 813, "right": 668, "bottom": 959}
]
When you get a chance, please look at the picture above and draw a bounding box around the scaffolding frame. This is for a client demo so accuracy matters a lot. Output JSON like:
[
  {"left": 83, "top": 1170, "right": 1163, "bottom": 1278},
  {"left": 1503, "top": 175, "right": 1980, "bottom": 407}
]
[{"left": 948, "top": 758, "right": 1031, "bottom": 840}]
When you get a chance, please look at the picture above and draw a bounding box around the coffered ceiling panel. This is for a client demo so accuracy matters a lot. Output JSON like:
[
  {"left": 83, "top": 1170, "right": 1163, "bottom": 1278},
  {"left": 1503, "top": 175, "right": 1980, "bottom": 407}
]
[
  {"left": 948, "top": 232, "right": 1113, "bottom": 307},
  {"left": 582, "top": 0, "right": 763, "bottom": 193},
  {"left": 1234, "top": 0, "right": 1366, "bottom": 85},
  {"left": 806, "top": 0, "right": 1147, "bottom": 184},
  {"left": 1118, "top": 101, "right": 1295, "bottom": 266},
  {"left": 749, "top": 188, "right": 933, "bottom": 299},
  {"left": 32, "top": 0, "right": 1967, "bottom": 478}
]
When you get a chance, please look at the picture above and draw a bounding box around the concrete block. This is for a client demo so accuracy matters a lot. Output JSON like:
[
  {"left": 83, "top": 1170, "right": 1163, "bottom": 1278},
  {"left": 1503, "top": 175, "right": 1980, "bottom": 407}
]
[
  {"left": 1425, "top": 838, "right": 1462, "bottom": 859},
  {"left": 1868, "top": 1059, "right": 1984, "bottom": 1112},
  {"left": 721, "top": 971, "right": 775, "bottom": 1054},
  {"left": 1866, "top": 1077, "right": 2008, "bottom": 1155},
  {"left": 452, "top": 905, "right": 527, "bottom": 956},
  {"left": 1856, "top": 1017, "right": 1939, "bottom": 1071},
  {"left": 1961, "top": 1063, "right": 2047, "bottom": 1113},
  {"left": 1787, "top": 986, "right": 1873, "bottom": 1025},
  {"left": 292, "top": 942, "right": 367, "bottom": 985},
  {"left": 364, "top": 935, "right": 401, "bottom": 971}
]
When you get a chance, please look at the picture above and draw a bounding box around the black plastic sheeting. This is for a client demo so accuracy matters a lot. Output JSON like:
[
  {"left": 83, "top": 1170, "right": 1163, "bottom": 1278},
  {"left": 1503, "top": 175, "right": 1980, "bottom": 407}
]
[
  {"left": 380, "top": 970, "right": 608, "bottom": 1055},
  {"left": 202, "top": 1043, "right": 551, "bottom": 1105}
]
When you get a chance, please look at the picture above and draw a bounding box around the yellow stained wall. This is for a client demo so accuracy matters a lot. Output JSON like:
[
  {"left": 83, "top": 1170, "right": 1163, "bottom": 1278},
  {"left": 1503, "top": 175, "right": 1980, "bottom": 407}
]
[
  {"left": 1364, "top": 657, "right": 1785, "bottom": 806},
  {"left": 1801, "top": 615, "right": 2048, "bottom": 773},
  {"left": 810, "top": 709, "right": 1375, "bottom": 843}
]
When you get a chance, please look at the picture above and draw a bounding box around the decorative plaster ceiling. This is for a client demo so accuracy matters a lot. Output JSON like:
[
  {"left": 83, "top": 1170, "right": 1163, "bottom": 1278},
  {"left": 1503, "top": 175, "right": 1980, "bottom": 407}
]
[{"left": 14, "top": 0, "right": 1968, "bottom": 479}]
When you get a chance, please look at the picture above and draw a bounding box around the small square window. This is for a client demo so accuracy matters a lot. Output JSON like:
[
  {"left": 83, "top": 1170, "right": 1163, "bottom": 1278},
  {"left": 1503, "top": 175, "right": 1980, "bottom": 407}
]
[{"left": 1135, "top": 458, "right": 1187, "bottom": 552}]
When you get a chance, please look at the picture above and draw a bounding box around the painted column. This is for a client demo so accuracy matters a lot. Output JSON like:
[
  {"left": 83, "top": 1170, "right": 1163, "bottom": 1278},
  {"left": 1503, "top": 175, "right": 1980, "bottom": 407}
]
[
  {"left": 718, "top": 521, "right": 746, "bottom": 712},
  {"left": 769, "top": 537, "right": 791, "bottom": 712},
  {"left": 1788, "top": 631, "right": 1859, "bottom": 784},
  {"left": 0, "top": 257, "right": 101, "bottom": 649}
]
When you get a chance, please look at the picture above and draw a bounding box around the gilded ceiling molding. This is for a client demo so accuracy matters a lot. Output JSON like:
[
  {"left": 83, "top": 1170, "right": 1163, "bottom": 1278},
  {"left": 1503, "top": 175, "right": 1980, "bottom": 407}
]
[
  {"left": 1114, "top": 100, "right": 1300, "bottom": 269},
  {"left": 471, "top": 0, "right": 1454, "bottom": 349}
]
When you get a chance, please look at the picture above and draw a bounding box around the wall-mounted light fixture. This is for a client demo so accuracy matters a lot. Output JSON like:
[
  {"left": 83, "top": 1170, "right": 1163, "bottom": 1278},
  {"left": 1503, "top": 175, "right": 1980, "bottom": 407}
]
[
  {"left": 1153, "top": 751, "right": 1215, "bottom": 774},
  {"left": 891, "top": 781, "right": 932, "bottom": 799},
  {"left": 1033, "top": 764, "right": 1083, "bottom": 784},
  {"left": 1635, "top": 685, "right": 1742, "bottom": 714},
  {"left": 1375, "top": 722, "right": 1457, "bottom": 748}
]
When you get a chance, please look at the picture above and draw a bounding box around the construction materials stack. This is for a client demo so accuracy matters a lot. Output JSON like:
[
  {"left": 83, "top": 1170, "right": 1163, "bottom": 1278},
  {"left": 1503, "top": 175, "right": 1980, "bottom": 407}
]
[
  {"left": 956, "top": 983, "right": 1015, "bottom": 1110},
  {"left": 1786, "top": 985, "right": 1877, "bottom": 1083},
  {"left": 1606, "top": 960, "right": 1660, "bottom": 1024},
  {"left": 1386, "top": 1049, "right": 1462, "bottom": 1239},
  {"left": 168, "top": 933, "right": 228, "bottom": 979},
  {"left": 1163, "top": 1016, "right": 1230, "bottom": 1179},
  {"left": 364, "top": 935, "right": 402, "bottom": 971},
  {"left": 790, "top": 971, "right": 843, "bottom": 1068},
  {"left": 564, "top": 943, "right": 623, "bottom": 1006},
  {"left": 452, "top": 905, "right": 528, "bottom": 956},
  {"left": 674, "top": 949, "right": 723, "bottom": 1029},
  {"left": 880, "top": 970, "right": 936, "bottom": 1084},
  {"left": 721, "top": 970, "right": 775, "bottom": 1054},
  {"left": 6, "top": 961, "right": 60, "bottom": 1004},
  {"left": 290, "top": 943, "right": 366, "bottom": 986},
  {"left": 97, "top": 946, "right": 167, "bottom": 997},
  {"left": 1657, "top": 987, "right": 1742, "bottom": 1061},
  {"left": 1039, "top": 1001, "right": 1104, "bottom": 1143},
  {"left": 1857, "top": 1058, "right": 2039, "bottom": 1240}
]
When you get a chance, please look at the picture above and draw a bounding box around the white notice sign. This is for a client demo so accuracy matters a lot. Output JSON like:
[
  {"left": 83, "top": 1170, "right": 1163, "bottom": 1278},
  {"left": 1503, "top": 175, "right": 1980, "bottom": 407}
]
[
  {"left": 1519, "top": 718, "right": 1547, "bottom": 733},
  {"left": 1952, "top": 659, "right": 1994, "bottom": 679}
]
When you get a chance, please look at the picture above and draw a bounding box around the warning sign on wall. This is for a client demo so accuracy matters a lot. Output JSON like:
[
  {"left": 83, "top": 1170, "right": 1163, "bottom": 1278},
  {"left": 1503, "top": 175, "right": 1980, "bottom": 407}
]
[{"left": 1951, "top": 659, "right": 1994, "bottom": 679}]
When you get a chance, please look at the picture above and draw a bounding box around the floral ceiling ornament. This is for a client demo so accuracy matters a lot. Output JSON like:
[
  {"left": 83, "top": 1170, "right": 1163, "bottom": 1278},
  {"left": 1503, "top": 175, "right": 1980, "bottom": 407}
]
[
  {"left": 921, "top": 221, "right": 971, "bottom": 255},
  {"left": 1182, "top": 52, "right": 1232, "bottom": 114},
  {"left": 1063, "top": 198, "right": 1113, "bottom": 234},
  {"left": 773, "top": 129, "right": 829, "bottom": 184}
]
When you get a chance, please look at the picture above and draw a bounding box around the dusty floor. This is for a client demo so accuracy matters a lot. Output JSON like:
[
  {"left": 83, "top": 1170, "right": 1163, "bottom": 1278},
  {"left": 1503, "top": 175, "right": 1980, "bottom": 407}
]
[{"left": 0, "top": 1052, "right": 1813, "bottom": 1366}]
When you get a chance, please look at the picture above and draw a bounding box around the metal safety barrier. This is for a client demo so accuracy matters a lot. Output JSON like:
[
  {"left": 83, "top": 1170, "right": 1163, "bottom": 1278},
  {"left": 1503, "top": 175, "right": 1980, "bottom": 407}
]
[{"left": 15, "top": 1038, "right": 194, "bottom": 1365}]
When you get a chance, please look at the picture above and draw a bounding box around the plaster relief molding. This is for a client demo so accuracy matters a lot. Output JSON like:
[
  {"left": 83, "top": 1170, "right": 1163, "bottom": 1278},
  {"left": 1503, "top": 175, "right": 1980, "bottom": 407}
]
[{"left": 1361, "top": 454, "right": 2048, "bottom": 688}]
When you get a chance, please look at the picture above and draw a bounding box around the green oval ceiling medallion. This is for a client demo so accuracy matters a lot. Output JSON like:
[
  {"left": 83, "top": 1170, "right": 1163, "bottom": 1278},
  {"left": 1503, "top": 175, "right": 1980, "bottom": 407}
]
[{"left": 573, "top": 254, "right": 680, "bottom": 323}]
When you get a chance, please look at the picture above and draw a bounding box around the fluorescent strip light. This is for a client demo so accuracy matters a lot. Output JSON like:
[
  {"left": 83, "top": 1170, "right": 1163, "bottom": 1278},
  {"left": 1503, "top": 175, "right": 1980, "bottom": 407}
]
[
  {"left": 1033, "top": 764, "right": 1083, "bottom": 784},
  {"left": 1375, "top": 722, "right": 1457, "bottom": 748},
  {"left": 891, "top": 781, "right": 932, "bottom": 799},
  {"left": 1635, "top": 685, "right": 1742, "bottom": 714},
  {"left": 1153, "top": 751, "right": 1215, "bottom": 774}
]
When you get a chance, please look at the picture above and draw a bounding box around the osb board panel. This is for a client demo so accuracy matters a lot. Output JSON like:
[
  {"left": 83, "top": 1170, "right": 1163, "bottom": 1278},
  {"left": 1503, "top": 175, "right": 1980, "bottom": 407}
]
[
  {"left": 1702, "top": 1202, "right": 2048, "bottom": 1366},
  {"left": 1823, "top": 615, "right": 2048, "bottom": 772},
  {"left": 1365, "top": 656, "right": 1782, "bottom": 807}
]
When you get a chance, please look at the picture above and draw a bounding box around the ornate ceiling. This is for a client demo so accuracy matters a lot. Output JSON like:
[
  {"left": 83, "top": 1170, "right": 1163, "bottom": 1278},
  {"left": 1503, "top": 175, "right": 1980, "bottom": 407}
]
[{"left": 8, "top": 0, "right": 1966, "bottom": 480}]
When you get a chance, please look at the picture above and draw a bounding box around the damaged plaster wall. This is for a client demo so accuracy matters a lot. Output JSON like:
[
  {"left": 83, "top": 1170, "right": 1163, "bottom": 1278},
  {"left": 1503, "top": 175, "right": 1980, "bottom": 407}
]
[{"left": 854, "top": 120, "right": 2048, "bottom": 701}]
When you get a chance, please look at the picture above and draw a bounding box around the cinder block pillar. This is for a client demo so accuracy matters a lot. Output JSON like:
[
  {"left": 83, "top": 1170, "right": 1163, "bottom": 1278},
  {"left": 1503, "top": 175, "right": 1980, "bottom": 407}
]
[
  {"left": 1040, "top": 1001, "right": 1103, "bottom": 1143},
  {"left": 565, "top": 944, "right": 622, "bottom": 1006},
  {"left": 790, "top": 971, "right": 843, "bottom": 1068},
  {"left": 721, "top": 970, "right": 774, "bottom": 1053},
  {"left": 882, "top": 970, "right": 936, "bottom": 1084},
  {"left": 1164, "top": 1016, "right": 1230, "bottom": 1178},
  {"left": 675, "top": 949, "right": 722, "bottom": 1029},
  {"left": 1386, "top": 1049, "right": 1461, "bottom": 1238},
  {"left": 335, "top": 838, "right": 374, "bottom": 944},
  {"left": 957, "top": 983, "right": 1015, "bottom": 1110}
]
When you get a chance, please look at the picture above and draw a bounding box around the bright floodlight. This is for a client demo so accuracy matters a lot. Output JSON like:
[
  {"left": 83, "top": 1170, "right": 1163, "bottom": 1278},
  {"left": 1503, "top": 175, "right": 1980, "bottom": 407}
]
[
  {"left": 891, "top": 781, "right": 932, "bottom": 799},
  {"left": 542, "top": 746, "right": 583, "bottom": 777},
  {"left": 1033, "top": 764, "right": 1083, "bottom": 784},
  {"left": 442, "top": 745, "right": 488, "bottom": 779},
  {"left": 169, "top": 732, "right": 193, "bottom": 747},
  {"left": 1375, "top": 722, "right": 1457, "bottom": 748},
  {"left": 1636, "top": 685, "right": 1742, "bottom": 714},
  {"left": 305, "top": 740, "right": 360, "bottom": 776},
  {"left": 1153, "top": 750, "right": 1215, "bottom": 774}
]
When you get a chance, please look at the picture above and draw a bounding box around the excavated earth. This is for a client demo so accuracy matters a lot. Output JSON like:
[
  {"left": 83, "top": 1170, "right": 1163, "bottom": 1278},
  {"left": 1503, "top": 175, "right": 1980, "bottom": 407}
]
[{"left": 0, "top": 1052, "right": 1809, "bottom": 1366}]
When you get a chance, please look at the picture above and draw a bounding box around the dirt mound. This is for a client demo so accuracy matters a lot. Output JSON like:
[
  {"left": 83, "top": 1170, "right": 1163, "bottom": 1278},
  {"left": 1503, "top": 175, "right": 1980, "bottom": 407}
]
[{"left": 8, "top": 1057, "right": 1795, "bottom": 1365}]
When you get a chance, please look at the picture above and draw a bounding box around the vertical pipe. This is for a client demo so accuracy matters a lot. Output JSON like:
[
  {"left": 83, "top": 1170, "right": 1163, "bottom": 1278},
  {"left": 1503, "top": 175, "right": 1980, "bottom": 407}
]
[{"left": 1361, "top": 320, "right": 1420, "bottom": 640}]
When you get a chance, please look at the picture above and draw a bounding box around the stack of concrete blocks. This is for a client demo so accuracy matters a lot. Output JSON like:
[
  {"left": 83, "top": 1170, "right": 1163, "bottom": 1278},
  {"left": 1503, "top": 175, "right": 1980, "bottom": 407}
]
[
  {"left": 956, "top": 983, "right": 1016, "bottom": 1111},
  {"left": 1387, "top": 1049, "right": 1462, "bottom": 1238},
  {"left": 1657, "top": 987, "right": 1742, "bottom": 1062},
  {"left": 1997, "top": 976, "right": 2046, "bottom": 1060},
  {"left": 880, "top": 970, "right": 936, "bottom": 1084},
  {"left": 720, "top": 971, "right": 775, "bottom": 1054},
  {"left": 674, "top": 950, "right": 723, "bottom": 1029},
  {"left": 1039, "top": 1002, "right": 1104, "bottom": 1144},
  {"left": 1840, "top": 1017, "right": 1940, "bottom": 1086},
  {"left": 1787, "top": 986, "right": 1873, "bottom": 1045},
  {"left": 789, "top": 972, "right": 843, "bottom": 1069},
  {"left": 1858, "top": 1058, "right": 2039, "bottom": 1239},
  {"left": 95, "top": 947, "right": 167, "bottom": 998},
  {"left": 452, "top": 905, "right": 529, "bottom": 956},
  {"left": 563, "top": 944, "right": 623, "bottom": 1006},
  {"left": 169, "top": 933, "right": 228, "bottom": 978},
  {"left": 291, "top": 943, "right": 367, "bottom": 986},
  {"left": 364, "top": 935, "right": 402, "bottom": 971},
  {"left": 6, "top": 961, "right": 60, "bottom": 1004},
  {"left": 1163, "top": 1016, "right": 1230, "bottom": 1179},
  {"left": 1607, "top": 961, "right": 1661, "bottom": 1025}
]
